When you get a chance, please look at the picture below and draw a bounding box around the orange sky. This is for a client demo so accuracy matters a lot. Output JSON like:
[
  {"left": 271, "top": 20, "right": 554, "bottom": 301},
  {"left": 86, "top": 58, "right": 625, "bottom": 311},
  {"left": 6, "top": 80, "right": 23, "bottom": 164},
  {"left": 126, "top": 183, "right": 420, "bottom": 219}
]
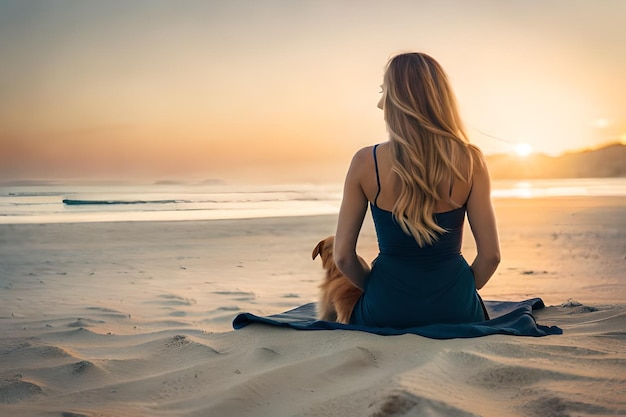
[{"left": 1, "top": 1, "right": 624, "bottom": 183}]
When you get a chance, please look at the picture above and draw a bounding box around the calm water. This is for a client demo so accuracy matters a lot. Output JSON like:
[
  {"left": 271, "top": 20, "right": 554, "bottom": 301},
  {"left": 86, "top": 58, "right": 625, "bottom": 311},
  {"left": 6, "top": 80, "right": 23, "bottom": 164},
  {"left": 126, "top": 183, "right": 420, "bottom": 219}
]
[{"left": 1, "top": 178, "right": 625, "bottom": 224}]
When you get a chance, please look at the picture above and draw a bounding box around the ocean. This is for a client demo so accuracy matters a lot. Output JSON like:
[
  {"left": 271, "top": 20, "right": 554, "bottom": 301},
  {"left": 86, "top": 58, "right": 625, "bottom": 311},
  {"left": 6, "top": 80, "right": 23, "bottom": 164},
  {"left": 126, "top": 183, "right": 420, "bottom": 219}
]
[{"left": 1, "top": 177, "right": 625, "bottom": 224}]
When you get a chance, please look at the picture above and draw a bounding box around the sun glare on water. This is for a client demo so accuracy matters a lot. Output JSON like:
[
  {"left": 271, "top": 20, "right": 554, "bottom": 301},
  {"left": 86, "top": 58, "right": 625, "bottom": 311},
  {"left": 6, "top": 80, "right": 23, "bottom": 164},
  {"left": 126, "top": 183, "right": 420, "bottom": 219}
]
[{"left": 514, "top": 143, "right": 533, "bottom": 157}]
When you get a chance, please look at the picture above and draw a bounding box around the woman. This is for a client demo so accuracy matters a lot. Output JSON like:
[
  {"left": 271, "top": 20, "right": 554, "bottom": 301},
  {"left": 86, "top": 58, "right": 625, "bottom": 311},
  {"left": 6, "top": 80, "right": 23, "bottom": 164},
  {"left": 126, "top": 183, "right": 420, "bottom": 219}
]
[{"left": 334, "top": 52, "right": 500, "bottom": 328}]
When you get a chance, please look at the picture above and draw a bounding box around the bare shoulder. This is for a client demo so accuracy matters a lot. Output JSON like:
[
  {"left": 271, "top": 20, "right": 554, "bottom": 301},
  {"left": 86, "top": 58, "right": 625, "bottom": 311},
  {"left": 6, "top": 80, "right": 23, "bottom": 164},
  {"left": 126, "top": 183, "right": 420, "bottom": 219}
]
[
  {"left": 468, "top": 143, "right": 487, "bottom": 166},
  {"left": 466, "top": 143, "right": 490, "bottom": 178},
  {"left": 347, "top": 146, "right": 376, "bottom": 173},
  {"left": 465, "top": 144, "right": 493, "bottom": 200},
  {"left": 352, "top": 146, "right": 375, "bottom": 163}
]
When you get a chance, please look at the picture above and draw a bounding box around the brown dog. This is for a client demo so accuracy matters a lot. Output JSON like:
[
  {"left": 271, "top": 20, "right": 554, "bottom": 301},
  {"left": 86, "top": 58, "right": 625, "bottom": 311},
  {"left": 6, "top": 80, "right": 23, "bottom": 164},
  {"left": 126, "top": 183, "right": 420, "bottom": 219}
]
[{"left": 312, "top": 236, "right": 366, "bottom": 324}]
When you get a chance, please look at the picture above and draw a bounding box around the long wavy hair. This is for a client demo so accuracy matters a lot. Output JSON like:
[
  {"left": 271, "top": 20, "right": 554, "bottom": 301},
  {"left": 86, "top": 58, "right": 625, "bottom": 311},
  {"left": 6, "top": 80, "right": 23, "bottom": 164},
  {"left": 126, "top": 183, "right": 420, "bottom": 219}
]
[{"left": 382, "top": 52, "right": 476, "bottom": 246}]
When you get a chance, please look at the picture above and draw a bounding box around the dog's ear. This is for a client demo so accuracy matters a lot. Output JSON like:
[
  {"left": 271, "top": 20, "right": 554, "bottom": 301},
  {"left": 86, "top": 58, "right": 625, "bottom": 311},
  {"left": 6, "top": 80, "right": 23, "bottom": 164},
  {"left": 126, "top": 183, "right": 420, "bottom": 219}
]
[{"left": 312, "top": 239, "right": 325, "bottom": 260}]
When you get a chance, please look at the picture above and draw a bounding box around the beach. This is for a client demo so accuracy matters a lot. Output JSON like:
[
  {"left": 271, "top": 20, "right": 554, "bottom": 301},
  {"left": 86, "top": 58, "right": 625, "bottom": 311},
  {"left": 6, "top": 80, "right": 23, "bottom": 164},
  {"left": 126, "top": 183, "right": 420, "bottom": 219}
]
[{"left": 1, "top": 196, "right": 625, "bottom": 416}]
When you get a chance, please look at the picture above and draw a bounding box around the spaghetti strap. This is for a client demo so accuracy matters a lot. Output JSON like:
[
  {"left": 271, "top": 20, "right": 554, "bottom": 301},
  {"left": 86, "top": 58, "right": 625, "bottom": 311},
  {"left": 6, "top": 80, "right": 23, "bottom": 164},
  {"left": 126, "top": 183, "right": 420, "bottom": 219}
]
[{"left": 373, "top": 144, "right": 381, "bottom": 207}]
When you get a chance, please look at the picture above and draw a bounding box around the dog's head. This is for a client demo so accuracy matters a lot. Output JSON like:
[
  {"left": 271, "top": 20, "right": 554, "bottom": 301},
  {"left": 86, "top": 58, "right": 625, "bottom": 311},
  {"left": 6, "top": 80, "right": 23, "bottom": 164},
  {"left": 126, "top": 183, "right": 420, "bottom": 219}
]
[{"left": 312, "top": 236, "right": 335, "bottom": 271}]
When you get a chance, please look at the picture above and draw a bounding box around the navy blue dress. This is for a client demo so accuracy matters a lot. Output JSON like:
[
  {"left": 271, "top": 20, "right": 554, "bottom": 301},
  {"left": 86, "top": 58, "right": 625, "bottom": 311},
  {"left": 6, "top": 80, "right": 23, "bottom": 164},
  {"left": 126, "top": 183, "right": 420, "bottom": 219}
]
[{"left": 349, "top": 145, "right": 486, "bottom": 328}]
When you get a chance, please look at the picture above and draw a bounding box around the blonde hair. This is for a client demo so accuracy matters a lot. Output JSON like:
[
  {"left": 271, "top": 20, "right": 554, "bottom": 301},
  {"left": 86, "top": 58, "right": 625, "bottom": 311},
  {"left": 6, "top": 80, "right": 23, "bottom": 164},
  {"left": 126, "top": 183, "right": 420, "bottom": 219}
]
[{"left": 382, "top": 52, "right": 476, "bottom": 246}]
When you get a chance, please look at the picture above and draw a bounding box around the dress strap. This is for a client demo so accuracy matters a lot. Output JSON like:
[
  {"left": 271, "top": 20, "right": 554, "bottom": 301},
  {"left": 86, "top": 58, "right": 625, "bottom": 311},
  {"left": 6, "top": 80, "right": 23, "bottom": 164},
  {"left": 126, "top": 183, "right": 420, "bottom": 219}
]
[{"left": 373, "top": 144, "right": 381, "bottom": 207}]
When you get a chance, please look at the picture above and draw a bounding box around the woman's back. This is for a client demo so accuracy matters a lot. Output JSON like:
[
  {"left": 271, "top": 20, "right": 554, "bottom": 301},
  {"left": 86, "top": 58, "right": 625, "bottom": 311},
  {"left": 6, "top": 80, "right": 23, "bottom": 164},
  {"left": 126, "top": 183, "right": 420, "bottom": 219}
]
[
  {"left": 361, "top": 142, "right": 473, "bottom": 214},
  {"left": 347, "top": 144, "right": 485, "bottom": 328}
]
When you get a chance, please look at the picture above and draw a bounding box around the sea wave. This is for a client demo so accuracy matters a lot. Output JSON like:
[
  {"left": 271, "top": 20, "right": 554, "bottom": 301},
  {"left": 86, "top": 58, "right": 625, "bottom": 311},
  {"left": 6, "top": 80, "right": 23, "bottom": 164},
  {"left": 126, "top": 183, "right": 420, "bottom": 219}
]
[
  {"left": 62, "top": 199, "right": 186, "bottom": 206},
  {"left": 1, "top": 179, "right": 624, "bottom": 224}
]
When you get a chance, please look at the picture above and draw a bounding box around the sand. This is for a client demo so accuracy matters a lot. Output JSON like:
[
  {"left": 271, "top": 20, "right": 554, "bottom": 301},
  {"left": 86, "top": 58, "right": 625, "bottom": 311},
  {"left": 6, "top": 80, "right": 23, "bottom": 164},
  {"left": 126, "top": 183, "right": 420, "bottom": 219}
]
[{"left": 1, "top": 196, "right": 625, "bottom": 416}]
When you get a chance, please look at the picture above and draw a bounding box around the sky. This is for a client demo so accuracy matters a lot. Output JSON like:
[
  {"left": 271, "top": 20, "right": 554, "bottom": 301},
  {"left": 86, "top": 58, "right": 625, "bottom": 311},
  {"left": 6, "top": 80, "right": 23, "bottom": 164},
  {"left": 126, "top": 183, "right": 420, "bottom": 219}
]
[{"left": 1, "top": 0, "right": 625, "bottom": 183}]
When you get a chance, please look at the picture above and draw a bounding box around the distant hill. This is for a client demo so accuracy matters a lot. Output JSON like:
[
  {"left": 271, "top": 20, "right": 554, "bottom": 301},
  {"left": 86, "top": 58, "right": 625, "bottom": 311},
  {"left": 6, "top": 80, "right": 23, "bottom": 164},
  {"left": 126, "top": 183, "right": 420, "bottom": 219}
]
[{"left": 486, "top": 143, "right": 626, "bottom": 179}]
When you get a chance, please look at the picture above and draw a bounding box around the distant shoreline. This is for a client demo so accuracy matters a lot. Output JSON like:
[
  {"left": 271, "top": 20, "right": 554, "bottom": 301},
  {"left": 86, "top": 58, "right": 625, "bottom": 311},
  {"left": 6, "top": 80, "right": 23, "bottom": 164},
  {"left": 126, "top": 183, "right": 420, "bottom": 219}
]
[{"left": 487, "top": 142, "right": 626, "bottom": 180}]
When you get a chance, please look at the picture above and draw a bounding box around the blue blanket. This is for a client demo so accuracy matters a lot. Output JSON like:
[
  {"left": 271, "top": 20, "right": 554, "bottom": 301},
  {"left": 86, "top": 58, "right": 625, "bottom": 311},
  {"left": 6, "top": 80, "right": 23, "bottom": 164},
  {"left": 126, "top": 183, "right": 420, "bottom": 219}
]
[{"left": 232, "top": 298, "right": 562, "bottom": 339}]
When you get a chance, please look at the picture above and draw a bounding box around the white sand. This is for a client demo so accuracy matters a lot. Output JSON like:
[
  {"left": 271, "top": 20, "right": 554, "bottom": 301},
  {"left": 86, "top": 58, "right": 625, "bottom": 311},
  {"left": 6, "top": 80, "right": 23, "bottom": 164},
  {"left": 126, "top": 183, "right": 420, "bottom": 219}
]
[{"left": 1, "top": 196, "right": 625, "bottom": 416}]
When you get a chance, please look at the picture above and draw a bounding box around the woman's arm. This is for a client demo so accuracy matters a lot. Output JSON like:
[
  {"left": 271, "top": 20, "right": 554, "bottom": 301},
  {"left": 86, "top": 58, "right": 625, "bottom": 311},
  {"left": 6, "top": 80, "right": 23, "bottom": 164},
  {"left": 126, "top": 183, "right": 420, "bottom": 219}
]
[
  {"left": 334, "top": 148, "right": 371, "bottom": 289},
  {"left": 466, "top": 149, "right": 501, "bottom": 290}
]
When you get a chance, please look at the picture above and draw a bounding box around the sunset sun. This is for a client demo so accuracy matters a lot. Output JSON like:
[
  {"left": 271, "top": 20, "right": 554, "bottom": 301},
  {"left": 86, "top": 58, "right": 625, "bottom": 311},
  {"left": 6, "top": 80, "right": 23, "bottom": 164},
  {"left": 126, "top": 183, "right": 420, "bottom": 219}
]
[{"left": 514, "top": 143, "right": 533, "bottom": 158}]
